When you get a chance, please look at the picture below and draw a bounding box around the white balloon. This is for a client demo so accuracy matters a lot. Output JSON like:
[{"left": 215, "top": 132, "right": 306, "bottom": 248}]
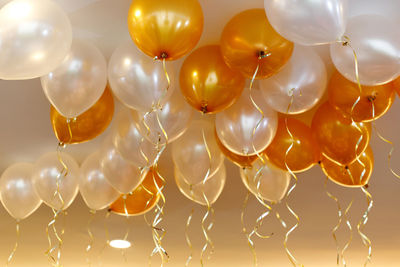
[
  {"left": 331, "top": 14, "right": 400, "bottom": 86},
  {"left": 108, "top": 42, "right": 175, "bottom": 112},
  {"left": 41, "top": 39, "right": 108, "bottom": 118},
  {"left": 79, "top": 152, "right": 120, "bottom": 211},
  {"left": 32, "top": 152, "right": 79, "bottom": 210},
  {"left": 260, "top": 46, "right": 327, "bottom": 114},
  {"left": 0, "top": 163, "right": 42, "bottom": 220},
  {"left": 0, "top": 0, "right": 72, "bottom": 80},
  {"left": 175, "top": 163, "right": 226, "bottom": 206},
  {"left": 264, "top": 0, "right": 348, "bottom": 46}
]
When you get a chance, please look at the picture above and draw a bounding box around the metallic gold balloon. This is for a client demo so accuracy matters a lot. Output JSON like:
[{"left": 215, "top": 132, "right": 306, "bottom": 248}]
[
  {"left": 321, "top": 146, "right": 374, "bottom": 188},
  {"left": 264, "top": 117, "right": 320, "bottom": 173},
  {"left": 311, "top": 102, "right": 371, "bottom": 165},
  {"left": 220, "top": 9, "right": 294, "bottom": 79},
  {"left": 328, "top": 71, "right": 395, "bottom": 122},
  {"left": 180, "top": 45, "right": 245, "bottom": 113},
  {"left": 50, "top": 86, "right": 114, "bottom": 144},
  {"left": 127, "top": 0, "right": 204, "bottom": 60},
  {"left": 110, "top": 169, "right": 163, "bottom": 216}
]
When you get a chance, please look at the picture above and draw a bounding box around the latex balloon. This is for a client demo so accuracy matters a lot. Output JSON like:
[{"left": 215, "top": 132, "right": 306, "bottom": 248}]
[
  {"left": 110, "top": 169, "right": 163, "bottom": 216},
  {"left": 220, "top": 9, "right": 294, "bottom": 79},
  {"left": 215, "top": 89, "right": 278, "bottom": 156},
  {"left": 330, "top": 15, "right": 400, "bottom": 86},
  {"left": 328, "top": 71, "right": 395, "bottom": 122},
  {"left": 311, "top": 102, "right": 371, "bottom": 165},
  {"left": 50, "top": 86, "right": 114, "bottom": 144},
  {"left": 112, "top": 110, "right": 157, "bottom": 168},
  {"left": 264, "top": 0, "right": 348, "bottom": 46},
  {"left": 100, "top": 137, "right": 148, "bottom": 195},
  {"left": 264, "top": 118, "right": 320, "bottom": 173},
  {"left": 41, "top": 39, "right": 108, "bottom": 118},
  {"left": 127, "top": 0, "right": 203, "bottom": 61},
  {"left": 260, "top": 46, "right": 327, "bottom": 114},
  {"left": 321, "top": 146, "right": 374, "bottom": 187},
  {"left": 180, "top": 45, "right": 245, "bottom": 114},
  {"left": 240, "top": 157, "right": 291, "bottom": 203},
  {"left": 393, "top": 76, "right": 400, "bottom": 96},
  {"left": 215, "top": 131, "right": 257, "bottom": 169},
  {"left": 79, "top": 152, "right": 120, "bottom": 211},
  {"left": 0, "top": 0, "right": 72, "bottom": 80},
  {"left": 0, "top": 163, "right": 42, "bottom": 220},
  {"left": 175, "top": 163, "right": 226, "bottom": 206},
  {"left": 172, "top": 119, "right": 225, "bottom": 185},
  {"left": 32, "top": 152, "right": 79, "bottom": 210},
  {"left": 108, "top": 42, "right": 175, "bottom": 112},
  {"left": 132, "top": 89, "right": 193, "bottom": 145}
]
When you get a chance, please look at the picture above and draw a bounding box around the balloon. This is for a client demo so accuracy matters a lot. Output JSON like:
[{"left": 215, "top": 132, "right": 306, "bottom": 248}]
[
  {"left": 321, "top": 146, "right": 374, "bottom": 187},
  {"left": 260, "top": 46, "right": 327, "bottom": 114},
  {"left": 112, "top": 110, "right": 157, "bottom": 168},
  {"left": 0, "top": 0, "right": 72, "bottom": 80},
  {"left": 215, "top": 89, "right": 278, "bottom": 156},
  {"left": 393, "top": 76, "right": 400, "bottom": 96},
  {"left": 0, "top": 163, "right": 42, "bottom": 220},
  {"left": 127, "top": 0, "right": 203, "bottom": 61},
  {"left": 330, "top": 15, "right": 400, "bottom": 86},
  {"left": 110, "top": 168, "right": 163, "bottom": 216},
  {"left": 264, "top": 118, "right": 320, "bottom": 173},
  {"left": 175, "top": 163, "right": 226, "bottom": 206},
  {"left": 240, "top": 157, "right": 291, "bottom": 203},
  {"left": 328, "top": 71, "right": 395, "bottom": 122},
  {"left": 172, "top": 119, "right": 224, "bottom": 185},
  {"left": 108, "top": 42, "right": 175, "bottom": 112},
  {"left": 264, "top": 0, "right": 348, "bottom": 46},
  {"left": 41, "top": 39, "right": 108, "bottom": 118},
  {"left": 32, "top": 152, "right": 79, "bottom": 210},
  {"left": 220, "top": 9, "right": 294, "bottom": 79},
  {"left": 50, "top": 86, "right": 114, "bottom": 144},
  {"left": 131, "top": 89, "right": 193, "bottom": 145},
  {"left": 180, "top": 45, "right": 245, "bottom": 114},
  {"left": 79, "top": 152, "right": 120, "bottom": 211},
  {"left": 100, "top": 137, "right": 148, "bottom": 195},
  {"left": 311, "top": 102, "right": 371, "bottom": 165}
]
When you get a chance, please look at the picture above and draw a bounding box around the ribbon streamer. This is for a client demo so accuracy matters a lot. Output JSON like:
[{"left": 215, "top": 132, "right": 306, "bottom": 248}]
[
  {"left": 85, "top": 210, "right": 96, "bottom": 267},
  {"left": 6, "top": 220, "right": 20, "bottom": 266},
  {"left": 241, "top": 191, "right": 258, "bottom": 267},
  {"left": 185, "top": 208, "right": 195, "bottom": 267},
  {"left": 358, "top": 186, "right": 373, "bottom": 267},
  {"left": 97, "top": 210, "right": 111, "bottom": 267}
]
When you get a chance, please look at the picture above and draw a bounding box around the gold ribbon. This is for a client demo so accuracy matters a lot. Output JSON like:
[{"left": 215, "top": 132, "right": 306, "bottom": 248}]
[
  {"left": 86, "top": 210, "right": 96, "bottom": 267},
  {"left": 241, "top": 191, "right": 258, "bottom": 267},
  {"left": 6, "top": 219, "right": 20, "bottom": 266},
  {"left": 358, "top": 186, "right": 373, "bottom": 267},
  {"left": 185, "top": 208, "right": 195, "bottom": 267}
]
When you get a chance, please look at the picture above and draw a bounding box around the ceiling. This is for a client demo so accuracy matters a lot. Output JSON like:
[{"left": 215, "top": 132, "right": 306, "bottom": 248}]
[{"left": 0, "top": 0, "right": 400, "bottom": 266}]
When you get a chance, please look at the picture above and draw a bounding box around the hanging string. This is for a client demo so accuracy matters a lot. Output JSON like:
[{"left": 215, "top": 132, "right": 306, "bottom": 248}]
[
  {"left": 86, "top": 210, "right": 96, "bottom": 267},
  {"left": 6, "top": 219, "right": 20, "bottom": 266},
  {"left": 358, "top": 186, "right": 373, "bottom": 267},
  {"left": 185, "top": 208, "right": 195, "bottom": 267},
  {"left": 241, "top": 191, "right": 258, "bottom": 267},
  {"left": 341, "top": 200, "right": 354, "bottom": 267},
  {"left": 97, "top": 210, "right": 111, "bottom": 267}
]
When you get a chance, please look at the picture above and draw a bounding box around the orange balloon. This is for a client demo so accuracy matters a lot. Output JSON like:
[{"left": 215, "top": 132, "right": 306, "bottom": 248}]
[
  {"left": 311, "top": 102, "right": 371, "bottom": 165},
  {"left": 392, "top": 76, "right": 400, "bottom": 96},
  {"left": 220, "top": 9, "right": 294, "bottom": 79},
  {"left": 127, "top": 0, "right": 204, "bottom": 61},
  {"left": 180, "top": 45, "right": 245, "bottom": 114},
  {"left": 50, "top": 86, "right": 114, "bottom": 144},
  {"left": 264, "top": 117, "right": 320, "bottom": 173},
  {"left": 328, "top": 71, "right": 395, "bottom": 122},
  {"left": 110, "top": 169, "right": 163, "bottom": 216},
  {"left": 321, "top": 146, "right": 374, "bottom": 188}
]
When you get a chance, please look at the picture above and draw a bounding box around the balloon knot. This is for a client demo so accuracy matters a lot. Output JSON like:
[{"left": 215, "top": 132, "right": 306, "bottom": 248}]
[
  {"left": 364, "top": 184, "right": 369, "bottom": 189},
  {"left": 367, "top": 95, "right": 377, "bottom": 102},
  {"left": 258, "top": 50, "right": 271, "bottom": 60},
  {"left": 161, "top": 52, "right": 168, "bottom": 59},
  {"left": 345, "top": 165, "right": 349, "bottom": 170},
  {"left": 201, "top": 104, "right": 208, "bottom": 114},
  {"left": 317, "top": 160, "right": 322, "bottom": 165}
]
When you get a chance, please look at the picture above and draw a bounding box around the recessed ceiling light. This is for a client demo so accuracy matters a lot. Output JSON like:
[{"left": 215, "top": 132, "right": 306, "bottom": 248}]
[{"left": 109, "top": 239, "right": 131, "bottom": 249}]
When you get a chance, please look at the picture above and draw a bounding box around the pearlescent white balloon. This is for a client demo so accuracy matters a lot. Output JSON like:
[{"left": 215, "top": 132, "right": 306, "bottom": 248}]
[
  {"left": 79, "top": 152, "right": 120, "bottom": 211},
  {"left": 331, "top": 14, "right": 400, "bottom": 86},
  {"left": 264, "top": 0, "right": 348, "bottom": 46},
  {"left": 260, "top": 46, "right": 327, "bottom": 114},
  {"left": 32, "top": 152, "right": 79, "bottom": 210},
  {"left": 175, "top": 163, "right": 226, "bottom": 206},
  {"left": 215, "top": 89, "right": 278, "bottom": 156},
  {"left": 108, "top": 42, "right": 175, "bottom": 112},
  {"left": 41, "top": 39, "right": 108, "bottom": 118},
  {"left": 0, "top": 163, "right": 42, "bottom": 220},
  {"left": 0, "top": 0, "right": 72, "bottom": 80}
]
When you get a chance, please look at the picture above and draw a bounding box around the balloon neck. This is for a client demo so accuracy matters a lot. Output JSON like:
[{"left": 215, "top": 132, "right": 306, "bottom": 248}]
[
  {"left": 364, "top": 184, "right": 369, "bottom": 189},
  {"left": 257, "top": 50, "right": 270, "bottom": 59},
  {"left": 201, "top": 104, "right": 208, "bottom": 114},
  {"left": 155, "top": 52, "right": 168, "bottom": 61},
  {"left": 367, "top": 95, "right": 377, "bottom": 102}
]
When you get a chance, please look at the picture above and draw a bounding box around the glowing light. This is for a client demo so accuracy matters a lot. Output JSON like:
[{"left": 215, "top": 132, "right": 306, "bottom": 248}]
[
  {"left": 124, "top": 58, "right": 132, "bottom": 66},
  {"left": 134, "top": 9, "right": 141, "bottom": 18},
  {"left": 109, "top": 239, "right": 131, "bottom": 249},
  {"left": 5, "top": 1, "right": 32, "bottom": 19}
]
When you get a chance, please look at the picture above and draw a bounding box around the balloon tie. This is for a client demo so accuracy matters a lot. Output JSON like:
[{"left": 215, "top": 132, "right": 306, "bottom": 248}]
[
  {"left": 358, "top": 186, "right": 373, "bottom": 266},
  {"left": 185, "top": 208, "right": 195, "bottom": 267},
  {"left": 6, "top": 219, "right": 20, "bottom": 266},
  {"left": 86, "top": 210, "right": 96, "bottom": 267}
]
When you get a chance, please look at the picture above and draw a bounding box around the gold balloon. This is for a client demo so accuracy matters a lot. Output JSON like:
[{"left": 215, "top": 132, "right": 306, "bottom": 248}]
[
  {"left": 392, "top": 76, "right": 400, "bottom": 96},
  {"left": 110, "top": 169, "right": 163, "bottom": 216},
  {"left": 321, "top": 146, "right": 374, "bottom": 188},
  {"left": 50, "top": 86, "right": 114, "bottom": 144},
  {"left": 328, "top": 71, "right": 395, "bottom": 122},
  {"left": 127, "top": 0, "right": 204, "bottom": 60},
  {"left": 311, "top": 102, "right": 371, "bottom": 165},
  {"left": 264, "top": 117, "right": 320, "bottom": 173},
  {"left": 220, "top": 9, "right": 294, "bottom": 79},
  {"left": 180, "top": 45, "right": 245, "bottom": 114}
]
